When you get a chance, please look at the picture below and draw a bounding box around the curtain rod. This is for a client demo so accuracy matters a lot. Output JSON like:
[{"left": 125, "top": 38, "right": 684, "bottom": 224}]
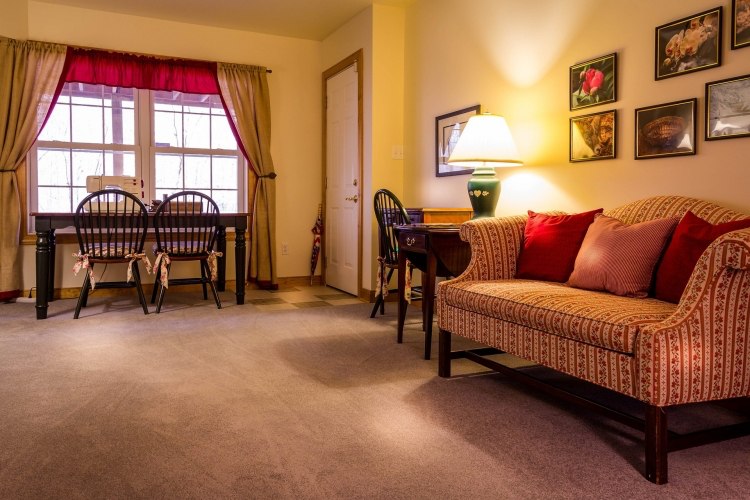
[{"left": 30, "top": 38, "right": 272, "bottom": 73}]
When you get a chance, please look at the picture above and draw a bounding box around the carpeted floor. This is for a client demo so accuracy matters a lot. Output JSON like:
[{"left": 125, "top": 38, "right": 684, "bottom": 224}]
[{"left": 1, "top": 292, "right": 749, "bottom": 499}]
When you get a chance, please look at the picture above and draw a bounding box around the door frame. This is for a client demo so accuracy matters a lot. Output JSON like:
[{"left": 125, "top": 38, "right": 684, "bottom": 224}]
[{"left": 322, "top": 50, "right": 364, "bottom": 296}]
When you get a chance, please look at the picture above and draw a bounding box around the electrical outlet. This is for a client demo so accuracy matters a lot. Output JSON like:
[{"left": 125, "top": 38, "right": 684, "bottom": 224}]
[{"left": 281, "top": 243, "right": 289, "bottom": 255}]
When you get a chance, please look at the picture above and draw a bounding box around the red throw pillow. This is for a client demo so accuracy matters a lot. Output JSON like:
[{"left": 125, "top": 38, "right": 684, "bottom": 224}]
[
  {"left": 567, "top": 214, "right": 678, "bottom": 298},
  {"left": 515, "top": 208, "right": 603, "bottom": 282},
  {"left": 654, "top": 211, "right": 750, "bottom": 303}
]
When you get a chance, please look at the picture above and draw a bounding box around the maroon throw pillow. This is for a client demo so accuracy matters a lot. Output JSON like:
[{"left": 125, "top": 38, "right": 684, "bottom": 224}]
[
  {"left": 654, "top": 211, "right": 750, "bottom": 303},
  {"left": 567, "top": 214, "right": 678, "bottom": 298},
  {"left": 515, "top": 208, "right": 603, "bottom": 282}
]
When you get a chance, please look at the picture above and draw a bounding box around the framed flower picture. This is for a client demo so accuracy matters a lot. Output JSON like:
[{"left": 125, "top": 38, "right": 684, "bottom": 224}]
[
  {"left": 635, "top": 99, "right": 697, "bottom": 159},
  {"left": 570, "top": 53, "right": 617, "bottom": 111},
  {"left": 655, "top": 8, "right": 722, "bottom": 80},
  {"left": 570, "top": 110, "right": 616, "bottom": 162},
  {"left": 732, "top": 0, "right": 750, "bottom": 49}
]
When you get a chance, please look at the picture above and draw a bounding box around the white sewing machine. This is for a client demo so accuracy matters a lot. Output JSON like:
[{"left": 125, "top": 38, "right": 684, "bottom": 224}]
[
  {"left": 84, "top": 175, "right": 144, "bottom": 212},
  {"left": 86, "top": 175, "right": 142, "bottom": 197}
]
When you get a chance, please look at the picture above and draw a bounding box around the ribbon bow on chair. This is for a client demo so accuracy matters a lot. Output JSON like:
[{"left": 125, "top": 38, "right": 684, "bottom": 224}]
[
  {"left": 125, "top": 253, "right": 152, "bottom": 283},
  {"left": 153, "top": 252, "right": 172, "bottom": 289},
  {"left": 206, "top": 250, "right": 224, "bottom": 281},
  {"left": 375, "top": 256, "right": 388, "bottom": 299},
  {"left": 72, "top": 252, "right": 96, "bottom": 290}
]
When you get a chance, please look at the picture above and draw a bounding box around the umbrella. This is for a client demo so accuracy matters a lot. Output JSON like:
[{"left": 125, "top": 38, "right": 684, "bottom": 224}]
[{"left": 310, "top": 204, "right": 323, "bottom": 284}]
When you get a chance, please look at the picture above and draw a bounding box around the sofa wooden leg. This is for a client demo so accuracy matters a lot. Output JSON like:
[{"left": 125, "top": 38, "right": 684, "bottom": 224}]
[
  {"left": 645, "top": 404, "right": 668, "bottom": 484},
  {"left": 438, "top": 328, "right": 451, "bottom": 378}
]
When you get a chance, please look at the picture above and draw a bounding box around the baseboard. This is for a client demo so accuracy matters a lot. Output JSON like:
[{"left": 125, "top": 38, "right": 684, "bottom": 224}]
[
  {"left": 23, "top": 281, "right": 238, "bottom": 300},
  {"left": 22, "top": 276, "right": 326, "bottom": 299}
]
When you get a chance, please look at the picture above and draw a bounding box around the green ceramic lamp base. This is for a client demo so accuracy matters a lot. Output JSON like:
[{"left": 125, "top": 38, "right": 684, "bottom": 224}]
[{"left": 467, "top": 165, "right": 500, "bottom": 219}]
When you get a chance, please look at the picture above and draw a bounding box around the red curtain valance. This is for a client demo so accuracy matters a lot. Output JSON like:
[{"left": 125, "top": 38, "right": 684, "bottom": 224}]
[{"left": 63, "top": 47, "right": 219, "bottom": 94}]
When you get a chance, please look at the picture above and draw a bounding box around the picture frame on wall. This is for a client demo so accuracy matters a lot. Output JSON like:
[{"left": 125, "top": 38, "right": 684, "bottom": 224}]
[
  {"left": 635, "top": 98, "right": 697, "bottom": 159},
  {"left": 706, "top": 73, "right": 750, "bottom": 140},
  {"left": 569, "top": 53, "right": 617, "bottom": 111},
  {"left": 732, "top": 0, "right": 750, "bottom": 49},
  {"left": 570, "top": 110, "right": 616, "bottom": 162},
  {"left": 655, "top": 7, "right": 722, "bottom": 80},
  {"left": 435, "top": 104, "right": 480, "bottom": 177}
]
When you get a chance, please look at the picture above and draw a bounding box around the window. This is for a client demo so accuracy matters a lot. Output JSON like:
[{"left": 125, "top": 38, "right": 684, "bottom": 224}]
[{"left": 29, "top": 83, "right": 244, "bottom": 223}]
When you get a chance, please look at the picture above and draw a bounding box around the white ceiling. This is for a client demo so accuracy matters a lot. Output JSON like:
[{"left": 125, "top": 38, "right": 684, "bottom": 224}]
[{"left": 38, "top": 0, "right": 412, "bottom": 41}]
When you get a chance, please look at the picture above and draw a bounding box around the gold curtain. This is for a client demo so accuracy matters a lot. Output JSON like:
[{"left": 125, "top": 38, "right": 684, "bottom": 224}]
[
  {"left": 216, "top": 63, "right": 277, "bottom": 287},
  {"left": 0, "top": 37, "right": 67, "bottom": 297}
]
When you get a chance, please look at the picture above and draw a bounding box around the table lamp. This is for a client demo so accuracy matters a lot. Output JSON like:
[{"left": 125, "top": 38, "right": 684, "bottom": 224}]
[{"left": 447, "top": 113, "right": 522, "bottom": 218}]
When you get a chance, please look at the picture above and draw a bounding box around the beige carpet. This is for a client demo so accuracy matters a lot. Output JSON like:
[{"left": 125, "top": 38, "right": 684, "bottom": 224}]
[{"left": 1, "top": 292, "right": 749, "bottom": 499}]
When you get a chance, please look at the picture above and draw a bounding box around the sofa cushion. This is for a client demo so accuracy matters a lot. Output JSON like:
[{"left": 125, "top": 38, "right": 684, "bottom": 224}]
[
  {"left": 567, "top": 214, "right": 678, "bottom": 297},
  {"left": 516, "top": 208, "right": 603, "bottom": 283},
  {"left": 653, "top": 211, "right": 750, "bottom": 303},
  {"left": 440, "top": 279, "right": 676, "bottom": 354}
]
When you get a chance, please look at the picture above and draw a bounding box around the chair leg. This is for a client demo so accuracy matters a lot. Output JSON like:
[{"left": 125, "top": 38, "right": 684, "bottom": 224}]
[
  {"left": 155, "top": 264, "right": 170, "bottom": 313},
  {"left": 132, "top": 264, "right": 149, "bottom": 315},
  {"left": 370, "top": 268, "right": 394, "bottom": 318},
  {"left": 202, "top": 260, "right": 222, "bottom": 309},
  {"left": 369, "top": 295, "right": 384, "bottom": 318},
  {"left": 80, "top": 263, "right": 92, "bottom": 308},
  {"left": 200, "top": 263, "right": 208, "bottom": 300},
  {"left": 151, "top": 266, "right": 161, "bottom": 304},
  {"left": 73, "top": 273, "right": 91, "bottom": 319}
]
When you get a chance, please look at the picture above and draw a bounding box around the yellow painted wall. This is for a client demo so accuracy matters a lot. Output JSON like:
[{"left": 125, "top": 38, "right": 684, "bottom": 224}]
[
  {"left": 19, "top": 1, "right": 323, "bottom": 290},
  {"left": 403, "top": 0, "right": 750, "bottom": 217},
  {"left": 0, "top": 0, "right": 28, "bottom": 39}
]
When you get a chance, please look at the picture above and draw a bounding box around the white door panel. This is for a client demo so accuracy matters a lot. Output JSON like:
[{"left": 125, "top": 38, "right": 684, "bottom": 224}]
[{"left": 325, "top": 64, "right": 359, "bottom": 294}]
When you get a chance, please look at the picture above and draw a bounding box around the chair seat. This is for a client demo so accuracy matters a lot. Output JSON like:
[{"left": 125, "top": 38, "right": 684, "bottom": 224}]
[{"left": 152, "top": 242, "right": 211, "bottom": 258}]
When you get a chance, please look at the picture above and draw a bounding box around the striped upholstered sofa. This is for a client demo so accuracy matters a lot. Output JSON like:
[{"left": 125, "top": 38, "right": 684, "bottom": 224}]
[{"left": 437, "top": 196, "right": 750, "bottom": 484}]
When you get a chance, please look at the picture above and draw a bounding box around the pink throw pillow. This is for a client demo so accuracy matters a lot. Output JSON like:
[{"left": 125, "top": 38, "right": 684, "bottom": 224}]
[
  {"left": 516, "top": 208, "right": 603, "bottom": 283},
  {"left": 567, "top": 214, "right": 678, "bottom": 297},
  {"left": 654, "top": 211, "right": 750, "bottom": 303}
]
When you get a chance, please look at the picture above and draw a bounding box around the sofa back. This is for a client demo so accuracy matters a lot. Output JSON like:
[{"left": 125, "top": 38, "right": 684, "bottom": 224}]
[{"left": 605, "top": 195, "right": 748, "bottom": 225}]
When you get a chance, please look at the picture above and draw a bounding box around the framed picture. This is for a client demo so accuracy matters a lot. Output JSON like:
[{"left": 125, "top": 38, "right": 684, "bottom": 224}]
[
  {"left": 435, "top": 104, "right": 480, "bottom": 177},
  {"left": 655, "top": 7, "right": 722, "bottom": 80},
  {"left": 732, "top": 0, "right": 750, "bottom": 49},
  {"left": 706, "top": 73, "right": 750, "bottom": 140},
  {"left": 570, "top": 110, "right": 616, "bottom": 162},
  {"left": 635, "top": 99, "right": 697, "bottom": 159},
  {"left": 570, "top": 53, "right": 617, "bottom": 111}
]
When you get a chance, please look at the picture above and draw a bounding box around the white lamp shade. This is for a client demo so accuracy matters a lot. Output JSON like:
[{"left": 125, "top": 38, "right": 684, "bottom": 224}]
[{"left": 447, "top": 114, "right": 522, "bottom": 168}]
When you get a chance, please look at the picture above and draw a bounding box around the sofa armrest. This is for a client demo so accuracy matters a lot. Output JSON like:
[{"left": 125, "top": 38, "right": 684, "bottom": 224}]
[
  {"left": 448, "top": 215, "right": 527, "bottom": 283},
  {"left": 637, "top": 228, "right": 750, "bottom": 406}
]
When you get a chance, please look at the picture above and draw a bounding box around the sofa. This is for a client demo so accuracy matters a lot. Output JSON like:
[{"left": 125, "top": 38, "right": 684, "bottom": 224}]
[{"left": 437, "top": 195, "right": 750, "bottom": 484}]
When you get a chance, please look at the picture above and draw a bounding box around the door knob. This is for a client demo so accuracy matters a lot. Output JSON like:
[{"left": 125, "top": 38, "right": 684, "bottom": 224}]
[{"left": 345, "top": 194, "right": 359, "bottom": 203}]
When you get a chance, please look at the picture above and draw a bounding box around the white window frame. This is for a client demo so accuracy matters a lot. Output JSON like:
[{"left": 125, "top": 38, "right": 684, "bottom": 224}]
[{"left": 28, "top": 84, "right": 246, "bottom": 234}]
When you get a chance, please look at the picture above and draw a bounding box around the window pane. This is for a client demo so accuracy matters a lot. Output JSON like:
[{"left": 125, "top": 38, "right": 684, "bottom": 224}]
[
  {"left": 154, "top": 111, "right": 182, "bottom": 147},
  {"left": 184, "top": 113, "right": 210, "bottom": 148},
  {"left": 37, "top": 148, "right": 70, "bottom": 186},
  {"left": 211, "top": 190, "right": 237, "bottom": 213},
  {"left": 104, "top": 107, "right": 135, "bottom": 145},
  {"left": 211, "top": 115, "right": 237, "bottom": 150},
  {"left": 209, "top": 95, "right": 225, "bottom": 114},
  {"left": 73, "top": 188, "right": 88, "bottom": 210},
  {"left": 184, "top": 155, "right": 210, "bottom": 189},
  {"left": 155, "top": 153, "right": 183, "bottom": 189},
  {"left": 104, "top": 151, "right": 136, "bottom": 177},
  {"left": 72, "top": 150, "right": 105, "bottom": 186},
  {"left": 183, "top": 93, "right": 211, "bottom": 114},
  {"left": 37, "top": 187, "right": 71, "bottom": 213},
  {"left": 213, "top": 156, "right": 238, "bottom": 189},
  {"left": 153, "top": 91, "right": 182, "bottom": 112},
  {"left": 38, "top": 104, "right": 70, "bottom": 142},
  {"left": 71, "top": 105, "right": 104, "bottom": 143},
  {"left": 70, "top": 83, "right": 102, "bottom": 106}
]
